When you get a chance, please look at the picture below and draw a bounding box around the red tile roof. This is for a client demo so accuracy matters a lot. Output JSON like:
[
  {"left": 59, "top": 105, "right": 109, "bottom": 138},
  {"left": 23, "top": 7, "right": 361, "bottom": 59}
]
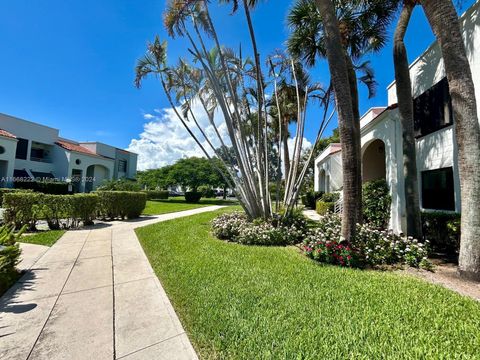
[
  {"left": 55, "top": 139, "right": 99, "bottom": 156},
  {"left": 0, "top": 129, "right": 16, "bottom": 139}
]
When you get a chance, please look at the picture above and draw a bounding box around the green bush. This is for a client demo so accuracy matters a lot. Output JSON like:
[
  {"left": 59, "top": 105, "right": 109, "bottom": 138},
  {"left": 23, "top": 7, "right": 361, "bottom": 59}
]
[
  {"left": 198, "top": 186, "right": 216, "bottom": 199},
  {"left": 0, "top": 224, "right": 25, "bottom": 295},
  {"left": 41, "top": 195, "right": 71, "bottom": 230},
  {"left": 211, "top": 211, "right": 309, "bottom": 246},
  {"left": 362, "top": 180, "right": 391, "bottom": 229},
  {"left": 301, "top": 190, "right": 324, "bottom": 209},
  {"left": 15, "top": 180, "right": 69, "bottom": 194},
  {"left": 97, "top": 191, "right": 147, "bottom": 220},
  {"left": 316, "top": 201, "right": 334, "bottom": 215},
  {"left": 144, "top": 190, "right": 169, "bottom": 200},
  {"left": 422, "top": 211, "right": 461, "bottom": 256},
  {"left": 97, "top": 178, "right": 142, "bottom": 192},
  {"left": 0, "top": 188, "right": 32, "bottom": 205},
  {"left": 70, "top": 194, "right": 98, "bottom": 226},
  {"left": 303, "top": 213, "right": 431, "bottom": 269},
  {"left": 3, "top": 192, "right": 44, "bottom": 230},
  {"left": 185, "top": 191, "right": 202, "bottom": 203},
  {"left": 321, "top": 192, "right": 340, "bottom": 203}
]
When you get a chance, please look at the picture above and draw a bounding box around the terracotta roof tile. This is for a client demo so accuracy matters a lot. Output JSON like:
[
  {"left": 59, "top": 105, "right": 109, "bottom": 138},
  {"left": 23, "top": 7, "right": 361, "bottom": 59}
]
[
  {"left": 0, "top": 129, "right": 16, "bottom": 139},
  {"left": 55, "top": 140, "right": 99, "bottom": 156}
]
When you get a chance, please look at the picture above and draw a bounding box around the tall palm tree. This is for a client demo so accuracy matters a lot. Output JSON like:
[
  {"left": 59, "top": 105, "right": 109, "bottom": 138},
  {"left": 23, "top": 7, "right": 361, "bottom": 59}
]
[
  {"left": 393, "top": 0, "right": 423, "bottom": 239},
  {"left": 420, "top": 0, "right": 480, "bottom": 281},
  {"left": 312, "top": 0, "right": 358, "bottom": 241},
  {"left": 288, "top": 0, "right": 397, "bottom": 238}
]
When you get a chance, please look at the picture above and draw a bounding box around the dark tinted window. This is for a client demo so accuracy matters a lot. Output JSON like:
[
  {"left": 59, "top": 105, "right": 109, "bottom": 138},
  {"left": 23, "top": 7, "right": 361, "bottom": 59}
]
[
  {"left": 421, "top": 167, "right": 455, "bottom": 211},
  {"left": 118, "top": 160, "right": 127, "bottom": 172},
  {"left": 414, "top": 78, "right": 453, "bottom": 138},
  {"left": 15, "top": 138, "right": 29, "bottom": 159}
]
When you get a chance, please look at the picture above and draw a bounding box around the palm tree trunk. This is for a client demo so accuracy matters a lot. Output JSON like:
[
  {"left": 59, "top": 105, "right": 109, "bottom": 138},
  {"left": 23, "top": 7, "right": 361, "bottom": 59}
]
[
  {"left": 345, "top": 54, "right": 363, "bottom": 224},
  {"left": 282, "top": 119, "right": 291, "bottom": 178},
  {"left": 421, "top": 0, "right": 480, "bottom": 281},
  {"left": 394, "top": 2, "right": 423, "bottom": 239},
  {"left": 314, "top": 0, "right": 360, "bottom": 241}
]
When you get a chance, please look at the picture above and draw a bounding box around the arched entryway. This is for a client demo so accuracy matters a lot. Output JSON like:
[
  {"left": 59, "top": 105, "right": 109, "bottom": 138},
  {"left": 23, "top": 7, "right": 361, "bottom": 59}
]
[
  {"left": 318, "top": 169, "right": 326, "bottom": 192},
  {"left": 85, "top": 165, "right": 110, "bottom": 192},
  {"left": 362, "top": 139, "right": 386, "bottom": 183}
]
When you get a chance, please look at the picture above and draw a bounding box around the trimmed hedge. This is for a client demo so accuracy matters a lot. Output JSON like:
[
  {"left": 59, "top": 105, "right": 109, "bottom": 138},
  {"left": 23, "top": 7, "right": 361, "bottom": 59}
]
[
  {"left": 143, "top": 190, "right": 169, "bottom": 200},
  {"left": 0, "top": 188, "right": 32, "bottom": 205},
  {"left": 422, "top": 211, "right": 461, "bottom": 257},
  {"left": 185, "top": 191, "right": 202, "bottom": 203},
  {"left": 97, "top": 191, "right": 147, "bottom": 220},
  {"left": 4, "top": 193, "right": 99, "bottom": 230},
  {"left": 3, "top": 192, "right": 43, "bottom": 230},
  {"left": 316, "top": 201, "right": 334, "bottom": 215}
]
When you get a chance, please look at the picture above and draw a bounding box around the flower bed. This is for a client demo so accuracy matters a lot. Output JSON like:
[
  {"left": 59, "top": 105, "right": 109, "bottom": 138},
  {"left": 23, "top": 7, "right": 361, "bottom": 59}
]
[
  {"left": 211, "top": 211, "right": 308, "bottom": 246},
  {"left": 302, "top": 214, "right": 431, "bottom": 269}
]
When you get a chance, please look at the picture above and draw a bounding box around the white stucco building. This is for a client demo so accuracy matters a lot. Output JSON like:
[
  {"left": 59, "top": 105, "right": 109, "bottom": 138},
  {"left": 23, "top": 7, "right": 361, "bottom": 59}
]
[
  {"left": 314, "top": 1, "right": 480, "bottom": 234},
  {"left": 0, "top": 113, "right": 137, "bottom": 192}
]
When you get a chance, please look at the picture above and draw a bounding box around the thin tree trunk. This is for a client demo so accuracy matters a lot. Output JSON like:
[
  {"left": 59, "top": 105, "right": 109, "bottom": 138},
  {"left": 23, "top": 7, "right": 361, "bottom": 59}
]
[
  {"left": 394, "top": 2, "right": 423, "bottom": 239},
  {"left": 314, "top": 0, "right": 360, "bottom": 241},
  {"left": 421, "top": 0, "right": 480, "bottom": 281},
  {"left": 282, "top": 119, "right": 291, "bottom": 178}
]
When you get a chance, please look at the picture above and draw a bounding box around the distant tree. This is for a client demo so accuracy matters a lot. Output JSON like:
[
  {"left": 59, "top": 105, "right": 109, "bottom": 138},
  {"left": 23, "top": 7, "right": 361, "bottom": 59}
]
[{"left": 97, "top": 178, "right": 142, "bottom": 192}]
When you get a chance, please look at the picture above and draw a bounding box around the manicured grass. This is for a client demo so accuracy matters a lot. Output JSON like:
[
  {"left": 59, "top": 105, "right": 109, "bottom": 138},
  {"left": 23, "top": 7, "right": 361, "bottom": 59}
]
[
  {"left": 142, "top": 198, "right": 238, "bottom": 215},
  {"left": 19, "top": 230, "right": 66, "bottom": 247},
  {"left": 136, "top": 208, "right": 480, "bottom": 359}
]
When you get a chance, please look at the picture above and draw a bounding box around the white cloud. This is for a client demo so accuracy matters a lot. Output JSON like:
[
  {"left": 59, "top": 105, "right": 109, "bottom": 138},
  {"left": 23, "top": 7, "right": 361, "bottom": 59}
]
[
  {"left": 287, "top": 136, "right": 313, "bottom": 158},
  {"left": 128, "top": 102, "right": 313, "bottom": 171},
  {"left": 128, "top": 102, "right": 229, "bottom": 170}
]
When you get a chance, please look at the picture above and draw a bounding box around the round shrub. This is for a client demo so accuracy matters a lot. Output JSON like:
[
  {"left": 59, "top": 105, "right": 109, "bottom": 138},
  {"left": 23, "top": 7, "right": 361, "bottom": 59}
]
[
  {"left": 362, "top": 179, "right": 391, "bottom": 229},
  {"left": 185, "top": 191, "right": 202, "bottom": 203}
]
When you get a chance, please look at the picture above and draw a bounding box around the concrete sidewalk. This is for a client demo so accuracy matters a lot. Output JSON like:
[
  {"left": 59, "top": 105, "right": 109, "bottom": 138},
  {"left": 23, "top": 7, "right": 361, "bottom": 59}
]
[{"left": 0, "top": 206, "right": 224, "bottom": 360}]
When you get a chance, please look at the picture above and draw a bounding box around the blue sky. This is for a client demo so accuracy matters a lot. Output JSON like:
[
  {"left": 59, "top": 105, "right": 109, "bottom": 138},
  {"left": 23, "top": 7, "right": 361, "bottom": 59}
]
[{"left": 0, "top": 0, "right": 476, "bottom": 169}]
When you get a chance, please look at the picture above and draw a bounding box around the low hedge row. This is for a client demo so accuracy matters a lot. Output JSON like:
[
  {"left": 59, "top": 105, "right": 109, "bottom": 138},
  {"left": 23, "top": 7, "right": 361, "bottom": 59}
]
[
  {"left": 0, "top": 188, "right": 32, "bottom": 205},
  {"left": 2, "top": 191, "right": 146, "bottom": 230},
  {"left": 143, "top": 190, "right": 169, "bottom": 200}
]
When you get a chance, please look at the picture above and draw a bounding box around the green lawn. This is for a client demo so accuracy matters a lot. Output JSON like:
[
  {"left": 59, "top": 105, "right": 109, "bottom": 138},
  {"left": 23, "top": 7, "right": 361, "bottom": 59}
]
[
  {"left": 19, "top": 230, "right": 66, "bottom": 247},
  {"left": 142, "top": 198, "right": 238, "bottom": 215},
  {"left": 136, "top": 208, "right": 480, "bottom": 359}
]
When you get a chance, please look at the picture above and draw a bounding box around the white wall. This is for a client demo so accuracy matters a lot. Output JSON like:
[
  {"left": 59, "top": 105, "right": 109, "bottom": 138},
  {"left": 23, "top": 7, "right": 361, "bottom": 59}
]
[
  {"left": 0, "top": 136, "right": 18, "bottom": 186},
  {"left": 68, "top": 152, "right": 114, "bottom": 192},
  {"left": 388, "top": 1, "right": 480, "bottom": 114}
]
